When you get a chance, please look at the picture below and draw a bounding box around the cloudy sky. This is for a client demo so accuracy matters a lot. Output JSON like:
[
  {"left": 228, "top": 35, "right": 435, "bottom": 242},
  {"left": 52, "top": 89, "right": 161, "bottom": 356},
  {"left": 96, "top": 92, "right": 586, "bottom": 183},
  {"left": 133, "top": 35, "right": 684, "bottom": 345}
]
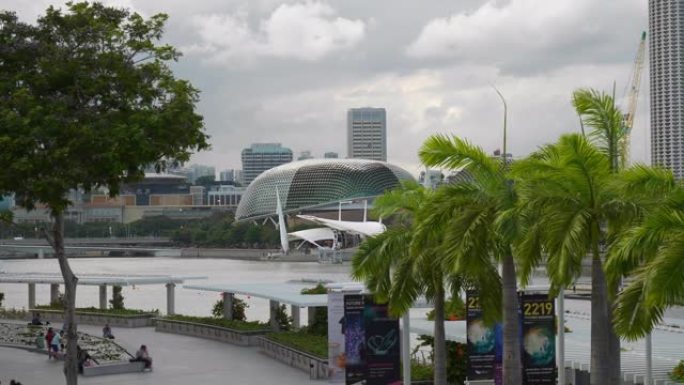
[{"left": 2, "top": 0, "right": 651, "bottom": 176}]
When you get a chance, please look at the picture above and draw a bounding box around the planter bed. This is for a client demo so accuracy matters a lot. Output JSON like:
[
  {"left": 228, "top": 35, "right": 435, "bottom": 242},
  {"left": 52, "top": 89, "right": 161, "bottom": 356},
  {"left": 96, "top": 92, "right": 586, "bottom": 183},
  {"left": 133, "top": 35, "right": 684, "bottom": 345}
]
[
  {"left": 154, "top": 318, "right": 270, "bottom": 347},
  {"left": 29, "top": 308, "right": 157, "bottom": 328},
  {"left": 0, "top": 321, "right": 130, "bottom": 363},
  {"left": 256, "top": 336, "right": 328, "bottom": 379}
]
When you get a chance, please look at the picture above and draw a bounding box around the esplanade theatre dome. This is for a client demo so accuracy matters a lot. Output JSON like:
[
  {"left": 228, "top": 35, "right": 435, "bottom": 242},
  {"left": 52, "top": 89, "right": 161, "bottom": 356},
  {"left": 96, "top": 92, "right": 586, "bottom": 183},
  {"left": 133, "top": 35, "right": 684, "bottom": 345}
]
[{"left": 236, "top": 159, "right": 415, "bottom": 220}]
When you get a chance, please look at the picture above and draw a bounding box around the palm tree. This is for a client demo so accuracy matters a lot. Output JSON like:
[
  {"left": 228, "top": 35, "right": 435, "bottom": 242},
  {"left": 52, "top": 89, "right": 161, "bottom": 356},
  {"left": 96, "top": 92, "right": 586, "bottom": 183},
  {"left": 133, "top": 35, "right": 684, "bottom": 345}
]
[
  {"left": 513, "top": 89, "right": 634, "bottom": 384},
  {"left": 606, "top": 173, "right": 682, "bottom": 340},
  {"left": 352, "top": 181, "right": 497, "bottom": 385},
  {"left": 418, "top": 136, "right": 521, "bottom": 385},
  {"left": 512, "top": 133, "right": 627, "bottom": 384}
]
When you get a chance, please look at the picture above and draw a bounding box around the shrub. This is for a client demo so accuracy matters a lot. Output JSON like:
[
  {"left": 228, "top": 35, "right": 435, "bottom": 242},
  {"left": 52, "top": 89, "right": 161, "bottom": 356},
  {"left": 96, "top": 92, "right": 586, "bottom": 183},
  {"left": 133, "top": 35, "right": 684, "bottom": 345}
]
[
  {"left": 50, "top": 292, "right": 66, "bottom": 309},
  {"left": 300, "top": 283, "right": 327, "bottom": 295},
  {"left": 671, "top": 360, "right": 684, "bottom": 382},
  {"left": 164, "top": 314, "right": 268, "bottom": 331},
  {"left": 300, "top": 284, "right": 328, "bottom": 336},
  {"left": 415, "top": 335, "right": 468, "bottom": 385},
  {"left": 211, "top": 297, "right": 248, "bottom": 321},
  {"left": 109, "top": 286, "right": 124, "bottom": 310},
  {"left": 266, "top": 331, "right": 327, "bottom": 358},
  {"left": 275, "top": 304, "right": 292, "bottom": 331}
]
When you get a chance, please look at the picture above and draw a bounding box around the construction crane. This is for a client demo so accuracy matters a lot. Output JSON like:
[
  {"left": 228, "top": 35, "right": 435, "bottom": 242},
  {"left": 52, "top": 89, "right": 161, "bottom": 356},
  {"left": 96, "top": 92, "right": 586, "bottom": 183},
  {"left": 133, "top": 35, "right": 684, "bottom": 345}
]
[{"left": 620, "top": 31, "right": 647, "bottom": 169}]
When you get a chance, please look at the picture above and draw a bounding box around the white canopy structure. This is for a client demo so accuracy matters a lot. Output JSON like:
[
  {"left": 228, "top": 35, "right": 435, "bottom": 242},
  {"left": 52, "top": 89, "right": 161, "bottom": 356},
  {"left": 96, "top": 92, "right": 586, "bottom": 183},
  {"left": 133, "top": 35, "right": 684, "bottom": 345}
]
[
  {"left": 296, "top": 214, "right": 386, "bottom": 237},
  {"left": 287, "top": 228, "right": 335, "bottom": 248}
]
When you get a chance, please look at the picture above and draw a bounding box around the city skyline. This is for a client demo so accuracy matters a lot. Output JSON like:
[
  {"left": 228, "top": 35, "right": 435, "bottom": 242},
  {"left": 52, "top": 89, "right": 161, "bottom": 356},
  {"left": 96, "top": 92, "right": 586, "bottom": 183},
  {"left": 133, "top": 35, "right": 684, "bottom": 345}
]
[{"left": 1, "top": 0, "right": 652, "bottom": 176}]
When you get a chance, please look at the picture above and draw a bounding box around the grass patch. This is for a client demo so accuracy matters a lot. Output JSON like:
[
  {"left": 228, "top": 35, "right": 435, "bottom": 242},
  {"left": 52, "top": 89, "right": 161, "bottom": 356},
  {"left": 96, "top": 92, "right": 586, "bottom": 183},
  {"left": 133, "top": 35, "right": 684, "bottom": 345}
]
[
  {"left": 266, "top": 331, "right": 327, "bottom": 359},
  {"left": 163, "top": 314, "right": 269, "bottom": 331},
  {"left": 34, "top": 305, "right": 158, "bottom": 316},
  {"left": 410, "top": 360, "right": 433, "bottom": 381}
]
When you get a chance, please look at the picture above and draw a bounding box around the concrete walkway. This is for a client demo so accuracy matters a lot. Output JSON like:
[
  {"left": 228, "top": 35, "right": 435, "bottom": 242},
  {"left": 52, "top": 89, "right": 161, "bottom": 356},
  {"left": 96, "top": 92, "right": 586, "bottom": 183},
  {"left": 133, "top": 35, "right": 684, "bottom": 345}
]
[{"left": 0, "top": 324, "right": 325, "bottom": 385}]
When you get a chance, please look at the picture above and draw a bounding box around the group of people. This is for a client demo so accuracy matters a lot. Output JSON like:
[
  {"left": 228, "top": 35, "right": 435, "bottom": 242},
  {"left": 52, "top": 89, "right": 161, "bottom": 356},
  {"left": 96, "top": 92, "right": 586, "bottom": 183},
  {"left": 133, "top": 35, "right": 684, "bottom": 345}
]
[{"left": 30, "top": 312, "right": 152, "bottom": 371}]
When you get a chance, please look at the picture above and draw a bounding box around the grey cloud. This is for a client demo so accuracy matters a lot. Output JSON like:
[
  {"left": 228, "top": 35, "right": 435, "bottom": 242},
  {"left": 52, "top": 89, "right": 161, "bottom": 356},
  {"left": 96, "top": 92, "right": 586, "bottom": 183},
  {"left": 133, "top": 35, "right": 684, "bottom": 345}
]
[{"left": 0, "top": 0, "right": 652, "bottom": 174}]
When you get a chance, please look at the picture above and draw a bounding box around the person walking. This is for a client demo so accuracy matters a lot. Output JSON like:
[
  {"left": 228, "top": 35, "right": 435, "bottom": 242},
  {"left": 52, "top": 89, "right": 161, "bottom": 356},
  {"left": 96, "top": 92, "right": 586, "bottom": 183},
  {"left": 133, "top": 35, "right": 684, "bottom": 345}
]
[
  {"left": 50, "top": 330, "right": 63, "bottom": 359},
  {"left": 45, "top": 328, "right": 55, "bottom": 359}
]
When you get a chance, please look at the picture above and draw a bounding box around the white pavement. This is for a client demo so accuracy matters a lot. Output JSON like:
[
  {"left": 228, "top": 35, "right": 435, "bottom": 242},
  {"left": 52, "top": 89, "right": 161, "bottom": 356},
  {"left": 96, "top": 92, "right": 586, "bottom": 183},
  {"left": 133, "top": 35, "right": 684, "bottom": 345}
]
[{"left": 0, "top": 324, "right": 326, "bottom": 385}]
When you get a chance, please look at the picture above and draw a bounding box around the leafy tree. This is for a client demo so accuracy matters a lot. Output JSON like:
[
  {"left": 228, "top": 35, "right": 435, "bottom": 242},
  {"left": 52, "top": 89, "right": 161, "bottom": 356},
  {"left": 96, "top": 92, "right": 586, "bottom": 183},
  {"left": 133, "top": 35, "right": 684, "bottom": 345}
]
[
  {"left": 353, "top": 181, "right": 486, "bottom": 385},
  {"left": 0, "top": 3, "right": 208, "bottom": 384},
  {"left": 245, "top": 224, "right": 262, "bottom": 246},
  {"left": 419, "top": 136, "right": 518, "bottom": 384},
  {"left": 211, "top": 297, "right": 248, "bottom": 321}
]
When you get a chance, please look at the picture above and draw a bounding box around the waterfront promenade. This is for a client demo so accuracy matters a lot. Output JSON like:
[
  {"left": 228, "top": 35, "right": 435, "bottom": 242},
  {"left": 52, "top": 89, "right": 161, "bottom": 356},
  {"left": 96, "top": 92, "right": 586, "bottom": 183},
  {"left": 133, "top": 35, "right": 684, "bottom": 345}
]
[{"left": 0, "top": 324, "right": 324, "bottom": 385}]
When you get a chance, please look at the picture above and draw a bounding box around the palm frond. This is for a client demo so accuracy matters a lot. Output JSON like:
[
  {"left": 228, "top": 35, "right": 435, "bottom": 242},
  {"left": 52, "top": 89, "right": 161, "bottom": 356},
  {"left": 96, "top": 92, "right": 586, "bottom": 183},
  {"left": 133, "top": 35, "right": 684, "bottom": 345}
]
[
  {"left": 572, "top": 88, "right": 625, "bottom": 170},
  {"left": 419, "top": 135, "right": 503, "bottom": 184},
  {"left": 613, "top": 275, "right": 665, "bottom": 340}
]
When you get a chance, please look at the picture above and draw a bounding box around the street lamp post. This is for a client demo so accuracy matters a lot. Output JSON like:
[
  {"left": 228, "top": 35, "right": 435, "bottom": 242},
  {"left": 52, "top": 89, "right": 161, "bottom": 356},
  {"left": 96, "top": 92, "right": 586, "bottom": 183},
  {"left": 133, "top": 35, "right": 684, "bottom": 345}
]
[{"left": 492, "top": 85, "right": 508, "bottom": 164}]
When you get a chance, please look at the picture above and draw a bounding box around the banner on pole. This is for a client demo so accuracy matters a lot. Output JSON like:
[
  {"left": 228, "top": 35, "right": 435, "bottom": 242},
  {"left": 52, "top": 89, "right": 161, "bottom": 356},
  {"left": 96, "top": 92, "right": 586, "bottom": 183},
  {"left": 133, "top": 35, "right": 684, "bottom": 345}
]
[
  {"left": 363, "top": 296, "right": 400, "bottom": 385},
  {"left": 328, "top": 291, "right": 346, "bottom": 384},
  {"left": 466, "top": 290, "right": 498, "bottom": 381},
  {"left": 344, "top": 294, "right": 366, "bottom": 385},
  {"left": 521, "top": 293, "right": 556, "bottom": 385}
]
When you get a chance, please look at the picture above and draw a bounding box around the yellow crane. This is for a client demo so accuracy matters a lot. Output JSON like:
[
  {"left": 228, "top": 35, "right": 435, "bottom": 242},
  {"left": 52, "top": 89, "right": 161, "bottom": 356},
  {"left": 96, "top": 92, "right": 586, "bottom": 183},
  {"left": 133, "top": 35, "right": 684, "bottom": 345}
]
[{"left": 620, "top": 31, "right": 647, "bottom": 169}]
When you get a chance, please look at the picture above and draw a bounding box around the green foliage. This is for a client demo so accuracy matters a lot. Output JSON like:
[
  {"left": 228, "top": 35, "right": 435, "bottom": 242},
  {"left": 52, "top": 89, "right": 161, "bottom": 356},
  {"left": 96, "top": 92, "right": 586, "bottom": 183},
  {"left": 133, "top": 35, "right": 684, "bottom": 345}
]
[
  {"left": 415, "top": 335, "right": 468, "bottom": 385},
  {"left": 211, "top": 297, "right": 248, "bottom": 322},
  {"left": 266, "top": 331, "right": 327, "bottom": 358},
  {"left": 0, "top": 2, "right": 209, "bottom": 213},
  {"left": 0, "top": 292, "right": 4, "bottom": 307},
  {"left": 168, "top": 213, "right": 281, "bottom": 248},
  {"left": 300, "top": 283, "right": 327, "bottom": 295},
  {"left": 409, "top": 361, "right": 434, "bottom": 381},
  {"left": 34, "top": 305, "right": 156, "bottom": 315},
  {"left": 670, "top": 360, "right": 684, "bottom": 382},
  {"left": 427, "top": 296, "right": 466, "bottom": 321},
  {"left": 164, "top": 314, "right": 269, "bottom": 331},
  {"left": 275, "top": 304, "right": 293, "bottom": 331},
  {"left": 305, "top": 307, "right": 328, "bottom": 336},
  {"left": 109, "top": 286, "right": 124, "bottom": 310},
  {"left": 299, "top": 285, "right": 328, "bottom": 336}
]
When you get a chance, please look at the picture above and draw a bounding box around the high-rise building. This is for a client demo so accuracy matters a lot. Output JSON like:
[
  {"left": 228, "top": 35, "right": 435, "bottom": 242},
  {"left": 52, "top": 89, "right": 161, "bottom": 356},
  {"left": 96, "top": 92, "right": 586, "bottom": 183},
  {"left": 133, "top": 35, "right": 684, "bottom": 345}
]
[
  {"left": 298, "top": 150, "right": 314, "bottom": 160},
  {"left": 219, "top": 169, "right": 235, "bottom": 182},
  {"left": 241, "top": 143, "right": 293, "bottom": 185},
  {"left": 190, "top": 164, "right": 216, "bottom": 183},
  {"left": 650, "top": 0, "right": 684, "bottom": 178},
  {"left": 324, "top": 152, "right": 339, "bottom": 159},
  {"left": 347, "top": 107, "right": 387, "bottom": 161}
]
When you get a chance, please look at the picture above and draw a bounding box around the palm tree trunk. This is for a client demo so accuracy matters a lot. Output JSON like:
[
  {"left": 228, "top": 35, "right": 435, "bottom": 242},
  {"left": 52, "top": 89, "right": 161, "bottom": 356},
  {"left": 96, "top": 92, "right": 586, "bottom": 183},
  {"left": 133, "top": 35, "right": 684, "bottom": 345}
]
[
  {"left": 608, "top": 287, "right": 621, "bottom": 384},
  {"left": 502, "top": 253, "right": 522, "bottom": 385},
  {"left": 51, "top": 212, "right": 79, "bottom": 385},
  {"left": 590, "top": 253, "right": 611, "bottom": 385},
  {"left": 433, "top": 283, "right": 447, "bottom": 385}
]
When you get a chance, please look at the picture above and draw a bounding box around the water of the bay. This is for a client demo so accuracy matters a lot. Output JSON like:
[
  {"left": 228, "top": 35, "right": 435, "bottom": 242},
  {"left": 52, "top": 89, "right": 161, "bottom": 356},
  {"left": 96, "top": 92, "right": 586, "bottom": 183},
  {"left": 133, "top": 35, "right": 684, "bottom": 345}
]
[{"left": 1, "top": 257, "right": 682, "bottom": 324}]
